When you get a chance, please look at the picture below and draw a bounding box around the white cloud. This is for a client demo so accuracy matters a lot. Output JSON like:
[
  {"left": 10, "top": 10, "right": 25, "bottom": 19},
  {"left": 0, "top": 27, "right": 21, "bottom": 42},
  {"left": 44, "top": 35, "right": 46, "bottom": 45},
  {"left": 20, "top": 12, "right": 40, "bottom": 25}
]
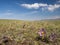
[
  {"left": 21, "top": 3, "right": 60, "bottom": 11},
  {"left": 48, "top": 4, "right": 60, "bottom": 11},
  {"left": 46, "top": 15, "right": 60, "bottom": 19},
  {"left": 1, "top": 12, "right": 13, "bottom": 16},
  {"left": 4, "top": 12, "right": 13, "bottom": 15},
  {"left": 21, "top": 3, "right": 48, "bottom": 9},
  {"left": 0, "top": 10, "right": 12, "bottom": 16},
  {"left": 1, "top": 10, "right": 14, "bottom": 16}
]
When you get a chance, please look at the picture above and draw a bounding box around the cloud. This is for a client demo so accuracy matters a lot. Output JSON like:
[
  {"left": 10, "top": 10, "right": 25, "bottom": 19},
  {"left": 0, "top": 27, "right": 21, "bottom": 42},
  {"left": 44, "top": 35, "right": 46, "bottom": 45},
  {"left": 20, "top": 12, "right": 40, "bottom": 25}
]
[
  {"left": 48, "top": 4, "right": 60, "bottom": 11},
  {"left": 4, "top": 12, "right": 13, "bottom": 15},
  {"left": 1, "top": 12, "right": 13, "bottom": 16},
  {"left": 2, "top": 10, "right": 13, "bottom": 15},
  {"left": 46, "top": 15, "right": 60, "bottom": 19},
  {"left": 58, "top": 0, "right": 60, "bottom": 3},
  {"left": 20, "top": 3, "right": 60, "bottom": 11},
  {"left": 21, "top": 3, "right": 48, "bottom": 9}
]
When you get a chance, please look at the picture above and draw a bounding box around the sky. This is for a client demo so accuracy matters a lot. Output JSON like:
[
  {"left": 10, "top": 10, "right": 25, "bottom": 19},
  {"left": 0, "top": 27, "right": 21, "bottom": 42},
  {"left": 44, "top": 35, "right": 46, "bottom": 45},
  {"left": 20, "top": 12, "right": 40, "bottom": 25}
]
[{"left": 0, "top": 0, "right": 60, "bottom": 21}]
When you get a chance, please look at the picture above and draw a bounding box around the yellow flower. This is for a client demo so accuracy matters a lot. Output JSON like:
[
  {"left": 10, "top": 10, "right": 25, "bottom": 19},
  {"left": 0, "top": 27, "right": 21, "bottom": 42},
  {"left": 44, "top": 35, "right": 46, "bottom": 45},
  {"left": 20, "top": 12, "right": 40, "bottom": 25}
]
[{"left": 41, "top": 32, "right": 45, "bottom": 35}]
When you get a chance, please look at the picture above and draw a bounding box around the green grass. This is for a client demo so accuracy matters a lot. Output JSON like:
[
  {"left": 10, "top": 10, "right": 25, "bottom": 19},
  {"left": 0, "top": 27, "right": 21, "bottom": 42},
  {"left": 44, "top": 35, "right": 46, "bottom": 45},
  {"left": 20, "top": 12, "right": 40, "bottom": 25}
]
[{"left": 0, "top": 19, "right": 60, "bottom": 45}]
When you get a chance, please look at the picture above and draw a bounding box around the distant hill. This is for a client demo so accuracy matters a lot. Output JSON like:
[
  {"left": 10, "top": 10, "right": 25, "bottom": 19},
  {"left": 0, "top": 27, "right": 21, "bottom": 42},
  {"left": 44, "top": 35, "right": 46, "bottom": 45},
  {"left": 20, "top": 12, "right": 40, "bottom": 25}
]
[{"left": 0, "top": 18, "right": 60, "bottom": 22}]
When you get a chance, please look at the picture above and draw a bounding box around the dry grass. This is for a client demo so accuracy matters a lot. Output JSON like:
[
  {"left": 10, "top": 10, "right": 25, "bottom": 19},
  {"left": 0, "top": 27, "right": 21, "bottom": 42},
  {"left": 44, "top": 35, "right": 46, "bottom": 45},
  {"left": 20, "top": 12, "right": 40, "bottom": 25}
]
[{"left": 0, "top": 19, "right": 60, "bottom": 45}]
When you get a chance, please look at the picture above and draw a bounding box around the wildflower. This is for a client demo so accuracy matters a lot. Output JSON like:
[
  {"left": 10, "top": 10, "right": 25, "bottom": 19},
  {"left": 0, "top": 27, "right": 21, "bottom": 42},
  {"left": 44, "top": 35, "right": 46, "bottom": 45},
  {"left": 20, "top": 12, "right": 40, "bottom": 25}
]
[
  {"left": 38, "top": 28, "right": 46, "bottom": 40},
  {"left": 38, "top": 28, "right": 46, "bottom": 36},
  {"left": 49, "top": 33, "right": 57, "bottom": 42}
]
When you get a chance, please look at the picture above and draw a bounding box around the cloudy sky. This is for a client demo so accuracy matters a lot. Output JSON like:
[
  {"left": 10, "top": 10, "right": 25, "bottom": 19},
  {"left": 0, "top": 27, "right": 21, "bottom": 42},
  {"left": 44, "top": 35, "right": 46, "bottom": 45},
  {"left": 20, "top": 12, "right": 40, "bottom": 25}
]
[{"left": 0, "top": 0, "right": 60, "bottom": 20}]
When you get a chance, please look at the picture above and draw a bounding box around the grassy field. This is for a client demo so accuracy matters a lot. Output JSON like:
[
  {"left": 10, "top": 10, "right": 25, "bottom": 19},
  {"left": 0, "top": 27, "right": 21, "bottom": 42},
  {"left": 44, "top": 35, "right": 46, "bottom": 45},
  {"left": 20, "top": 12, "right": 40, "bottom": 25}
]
[{"left": 0, "top": 19, "right": 60, "bottom": 45}]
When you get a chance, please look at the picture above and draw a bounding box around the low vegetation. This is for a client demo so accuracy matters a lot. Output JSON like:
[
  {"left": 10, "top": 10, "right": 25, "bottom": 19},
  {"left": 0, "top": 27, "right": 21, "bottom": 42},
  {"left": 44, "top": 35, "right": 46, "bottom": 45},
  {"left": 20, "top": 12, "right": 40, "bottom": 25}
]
[{"left": 0, "top": 19, "right": 60, "bottom": 45}]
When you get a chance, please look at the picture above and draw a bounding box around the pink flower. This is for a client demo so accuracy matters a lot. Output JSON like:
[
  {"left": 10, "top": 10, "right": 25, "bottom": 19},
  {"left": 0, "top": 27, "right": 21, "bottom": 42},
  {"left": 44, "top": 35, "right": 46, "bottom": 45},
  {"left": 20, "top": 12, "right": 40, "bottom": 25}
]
[{"left": 38, "top": 28, "right": 46, "bottom": 37}]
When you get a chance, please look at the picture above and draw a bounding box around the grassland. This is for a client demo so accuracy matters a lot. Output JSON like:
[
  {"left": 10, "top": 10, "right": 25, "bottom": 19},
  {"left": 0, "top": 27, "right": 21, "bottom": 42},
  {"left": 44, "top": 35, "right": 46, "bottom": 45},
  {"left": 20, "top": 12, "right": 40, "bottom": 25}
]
[{"left": 0, "top": 19, "right": 60, "bottom": 45}]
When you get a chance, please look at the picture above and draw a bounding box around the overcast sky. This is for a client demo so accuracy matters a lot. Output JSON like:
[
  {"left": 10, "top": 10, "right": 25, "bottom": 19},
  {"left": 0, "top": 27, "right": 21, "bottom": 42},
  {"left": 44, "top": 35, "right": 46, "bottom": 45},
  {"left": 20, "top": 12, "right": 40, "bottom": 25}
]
[{"left": 0, "top": 0, "right": 60, "bottom": 20}]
